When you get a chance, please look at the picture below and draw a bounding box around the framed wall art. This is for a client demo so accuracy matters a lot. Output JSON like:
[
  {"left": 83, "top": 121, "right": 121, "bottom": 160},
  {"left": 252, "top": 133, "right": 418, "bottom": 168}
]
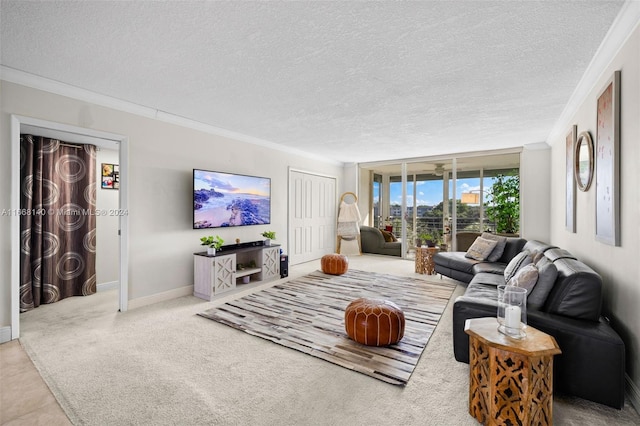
[
  {"left": 101, "top": 163, "right": 120, "bottom": 190},
  {"left": 566, "top": 125, "right": 577, "bottom": 232},
  {"left": 595, "top": 70, "right": 620, "bottom": 246}
]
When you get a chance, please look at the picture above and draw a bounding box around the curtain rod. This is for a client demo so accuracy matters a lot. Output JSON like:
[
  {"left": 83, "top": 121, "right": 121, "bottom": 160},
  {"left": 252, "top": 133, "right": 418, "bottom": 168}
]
[{"left": 59, "top": 142, "right": 82, "bottom": 149}]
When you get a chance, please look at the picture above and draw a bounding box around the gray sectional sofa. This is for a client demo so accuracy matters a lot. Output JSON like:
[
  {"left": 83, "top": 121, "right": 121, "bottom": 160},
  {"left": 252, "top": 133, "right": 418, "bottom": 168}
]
[{"left": 434, "top": 236, "right": 626, "bottom": 409}]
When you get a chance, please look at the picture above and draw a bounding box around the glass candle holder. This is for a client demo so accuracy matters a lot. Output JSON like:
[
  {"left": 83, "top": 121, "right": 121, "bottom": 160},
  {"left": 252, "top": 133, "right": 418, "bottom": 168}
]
[{"left": 497, "top": 285, "right": 527, "bottom": 339}]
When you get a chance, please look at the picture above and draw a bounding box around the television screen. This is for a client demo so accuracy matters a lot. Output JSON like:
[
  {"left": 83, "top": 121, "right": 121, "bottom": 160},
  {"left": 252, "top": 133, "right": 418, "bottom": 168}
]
[{"left": 193, "top": 169, "right": 271, "bottom": 229}]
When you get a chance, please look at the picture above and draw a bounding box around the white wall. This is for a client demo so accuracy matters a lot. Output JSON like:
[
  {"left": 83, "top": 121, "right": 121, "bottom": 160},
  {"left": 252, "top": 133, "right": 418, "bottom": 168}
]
[
  {"left": 0, "top": 81, "right": 345, "bottom": 328},
  {"left": 519, "top": 143, "right": 551, "bottom": 242},
  {"left": 342, "top": 162, "right": 359, "bottom": 195},
  {"left": 95, "top": 148, "right": 120, "bottom": 287},
  {"left": 357, "top": 168, "right": 372, "bottom": 225},
  {"left": 548, "top": 24, "right": 640, "bottom": 408}
]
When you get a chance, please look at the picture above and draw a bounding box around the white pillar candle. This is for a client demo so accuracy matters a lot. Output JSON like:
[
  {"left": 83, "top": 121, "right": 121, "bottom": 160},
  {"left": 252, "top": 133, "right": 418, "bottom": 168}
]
[{"left": 505, "top": 305, "right": 521, "bottom": 329}]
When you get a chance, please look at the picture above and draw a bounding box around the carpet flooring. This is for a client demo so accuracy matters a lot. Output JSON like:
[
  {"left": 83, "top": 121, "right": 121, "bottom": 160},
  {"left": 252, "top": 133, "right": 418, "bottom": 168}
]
[
  {"left": 198, "top": 269, "right": 456, "bottom": 385},
  {"left": 14, "top": 256, "right": 639, "bottom": 425}
]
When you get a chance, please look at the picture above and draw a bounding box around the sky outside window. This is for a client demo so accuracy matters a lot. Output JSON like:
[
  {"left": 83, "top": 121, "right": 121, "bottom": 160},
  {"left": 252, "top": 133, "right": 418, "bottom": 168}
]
[{"left": 390, "top": 178, "right": 490, "bottom": 207}]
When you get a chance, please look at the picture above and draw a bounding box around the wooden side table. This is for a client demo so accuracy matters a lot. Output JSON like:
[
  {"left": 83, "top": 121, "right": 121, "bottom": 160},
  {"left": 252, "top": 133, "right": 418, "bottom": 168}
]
[
  {"left": 464, "top": 317, "right": 561, "bottom": 426},
  {"left": 415, "top": 246, "right": 439, "bottom": 274}
]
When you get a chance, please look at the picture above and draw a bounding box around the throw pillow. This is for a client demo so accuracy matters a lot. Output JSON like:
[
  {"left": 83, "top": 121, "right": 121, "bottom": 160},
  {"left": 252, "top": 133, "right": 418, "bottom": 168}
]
[
  {"left": 465, "top": 237, "right": 499, "bottom": 261},
  {"left": 504, "top": 251, "right": 532, "bottom": 281},
  {"left": 380, "top": 229, "right": 396, "bottom": 242},
  {"left": 507, "top": 263, "right": 539, "bottom": 293},
  {"left": 527, "top": 257, "right": 558, "bottom": 310},
  {"left": 481, "top": 232, "right": 507, "bottom": 262},
  {"left": 531, "top": 250, "right": 545, "bottom": 264}
]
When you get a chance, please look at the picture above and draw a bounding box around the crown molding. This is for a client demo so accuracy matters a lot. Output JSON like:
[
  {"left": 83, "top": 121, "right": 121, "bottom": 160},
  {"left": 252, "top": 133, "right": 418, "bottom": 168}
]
[
  {"left": 522, "top": 142, "right": 551, "bottom": 151},
  {"left": 547, "top": 0, "right": 640, "bottom": 143},
  {"left": 0, "top": 66, "right": 342, "bottom": 166},
  {"left": 358, "top": 146, "right": 523, "bottom": 169},
  {"left": 0, "top": 66, "right": 158, "bottom": 118}
]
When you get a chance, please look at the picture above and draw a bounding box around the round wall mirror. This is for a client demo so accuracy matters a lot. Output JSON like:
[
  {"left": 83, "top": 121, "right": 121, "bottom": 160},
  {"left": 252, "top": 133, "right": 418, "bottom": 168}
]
[{"left": 574, "top": 131, "right": 594, "bottom": 191}]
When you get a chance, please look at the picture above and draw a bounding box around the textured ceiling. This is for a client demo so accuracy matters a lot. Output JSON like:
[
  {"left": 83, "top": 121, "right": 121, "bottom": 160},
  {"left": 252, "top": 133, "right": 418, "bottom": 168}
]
[{"left": 0, "top": 1, "right": 625, "bottom": 163}]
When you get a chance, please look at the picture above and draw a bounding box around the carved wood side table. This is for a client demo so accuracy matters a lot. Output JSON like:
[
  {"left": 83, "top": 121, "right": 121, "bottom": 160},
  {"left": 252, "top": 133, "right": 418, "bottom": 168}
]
[
  {"left": 464, "top": 317, "right": 562, "bottom": 426},
  {"left": 415, "top": 246, "right": 439, "bottom": 274}
]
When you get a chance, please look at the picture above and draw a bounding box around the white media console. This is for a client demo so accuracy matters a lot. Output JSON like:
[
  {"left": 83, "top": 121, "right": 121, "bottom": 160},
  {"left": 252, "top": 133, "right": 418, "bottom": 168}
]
[{"left": 193, "top": 243, "right": 280, "bottom": 300}]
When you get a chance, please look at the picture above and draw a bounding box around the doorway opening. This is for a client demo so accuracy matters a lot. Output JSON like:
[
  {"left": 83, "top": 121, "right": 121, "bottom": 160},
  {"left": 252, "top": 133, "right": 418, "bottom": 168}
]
[{"left": 10, "top": 115, "right": 129, "bottom": 339}]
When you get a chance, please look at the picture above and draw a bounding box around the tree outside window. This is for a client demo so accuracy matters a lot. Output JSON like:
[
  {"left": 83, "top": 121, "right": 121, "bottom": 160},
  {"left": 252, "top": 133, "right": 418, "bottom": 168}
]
[{"left": 485, "top": 173, "right": 520, "bottom": 234}]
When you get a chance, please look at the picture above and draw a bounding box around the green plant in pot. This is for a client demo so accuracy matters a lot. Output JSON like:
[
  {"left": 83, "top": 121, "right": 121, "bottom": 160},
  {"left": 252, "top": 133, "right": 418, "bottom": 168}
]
[
  {"left": 486, "top": 173, "right": 520, "bottom": 235},
  {"left": 420, "top": 232, "right": 436, "bottom": 247},
  {"left": 261, "top": 231, "right": 276, "bottom": 246},
  {"left": 200, "top": 235, "right": 224, "bottom": 255}
]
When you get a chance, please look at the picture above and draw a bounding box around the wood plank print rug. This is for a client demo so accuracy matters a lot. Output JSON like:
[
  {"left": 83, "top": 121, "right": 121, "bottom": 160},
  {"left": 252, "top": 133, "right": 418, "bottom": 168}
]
[{"left": 198, "top": 269, "right": 456, "bottom": 385}]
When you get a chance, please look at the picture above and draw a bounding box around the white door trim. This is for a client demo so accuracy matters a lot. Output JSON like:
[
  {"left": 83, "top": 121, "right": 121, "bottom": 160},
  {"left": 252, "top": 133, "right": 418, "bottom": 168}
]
[{"left": 10, "top": 115, "right": 129, "bottom": 339}]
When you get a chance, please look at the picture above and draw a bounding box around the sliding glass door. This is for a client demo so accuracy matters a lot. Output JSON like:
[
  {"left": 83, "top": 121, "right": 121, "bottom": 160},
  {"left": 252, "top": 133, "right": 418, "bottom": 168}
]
[
  {"left": 362, "top": 153, "right": 520, "bottom": 257},
  {"left": 386, "top": 163, "right": 451, "bottom": 256},
  {"left": 372, "top": 173, "right": 382, "bottom": 229}
]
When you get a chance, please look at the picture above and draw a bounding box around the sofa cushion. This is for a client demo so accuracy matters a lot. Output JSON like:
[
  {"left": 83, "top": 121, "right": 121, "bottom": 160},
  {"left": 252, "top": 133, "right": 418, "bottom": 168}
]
[
  {"left": 434, "top": 251, "right": 479, "bottom": 276},
  {"left": 507, "top": 263, "right": 539, "bottom": 293},
  {"left": 543, "top": 257, "right": 602, "bottom": 321},
  {"left": 455, "top": 281, "right": 499, "bottom": 307},
  {"left": 545, "top": 248, "right": 577, "bottom": 262},
  {"left": 522, "top": 240, "right": 557, "bottom": 254},
  {"left": 503, "top": 251, "right": 532, "bottom": 281},
  {"left": 530, "top": 250, "right": 545, "bottom": 264},
  {"left": 469, "top": 272, "right": 506, "bottom": 288},
  {"left": 497, "top": 237, "right": 528, "bottom": 263},
  {"left": 527, "top": 257, "right": 558, "bottom": 310},
  {"left": 465, "top": 237, "right": 498, "bottom": 261},
  {"left": 480, "top": 232, "right": 507, "bottom": 262},
  {"left": 472, "top": 262, "right": 507, "bottom": 276}
]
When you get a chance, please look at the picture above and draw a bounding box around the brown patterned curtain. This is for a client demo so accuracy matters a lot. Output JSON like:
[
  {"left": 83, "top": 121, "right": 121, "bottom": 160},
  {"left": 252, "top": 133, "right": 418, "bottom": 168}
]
[{"left": 20, "top": 134, "right": 97, "bottom": 312}]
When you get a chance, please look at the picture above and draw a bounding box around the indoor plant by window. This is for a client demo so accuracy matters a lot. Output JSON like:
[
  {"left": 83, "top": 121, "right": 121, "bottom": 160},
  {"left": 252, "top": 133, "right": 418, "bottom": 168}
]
[
  {"left": 200, "top": 235, "right": 224, "bottom": 256},
  {"left": 261, "top": 231, "right": 276, "bottom": 246},
  {"left": 420, "top": 232, "right": 436, "bottom": 247},
  {"left": 486, "top": 173, "right": 520, "bottom": 235}
]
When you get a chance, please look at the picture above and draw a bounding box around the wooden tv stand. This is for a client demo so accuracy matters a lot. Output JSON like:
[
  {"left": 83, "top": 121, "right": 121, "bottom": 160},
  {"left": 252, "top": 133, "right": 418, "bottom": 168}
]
[{"left": 193, "top": 242, "right": 280, "bottom": 300}]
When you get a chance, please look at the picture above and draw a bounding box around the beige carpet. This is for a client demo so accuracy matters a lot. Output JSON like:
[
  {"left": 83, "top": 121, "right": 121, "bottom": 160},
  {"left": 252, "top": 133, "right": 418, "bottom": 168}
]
[
  {"left": 199, "top": 269, "right": 456, "bottom": 385},
  {"left": 17, "top": 255, "right": 640, "bottom": 425}
]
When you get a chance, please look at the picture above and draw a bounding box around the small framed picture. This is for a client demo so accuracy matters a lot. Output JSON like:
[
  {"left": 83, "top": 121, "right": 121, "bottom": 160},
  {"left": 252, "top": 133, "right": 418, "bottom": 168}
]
[{"left": 101, "top": 163, "right": 119, "bottom": 190}]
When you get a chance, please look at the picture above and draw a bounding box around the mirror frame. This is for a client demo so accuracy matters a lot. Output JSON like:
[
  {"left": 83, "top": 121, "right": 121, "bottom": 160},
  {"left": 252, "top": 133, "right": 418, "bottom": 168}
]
[{"left": 574, "top": 131, "right": 594, "bottom": 191}]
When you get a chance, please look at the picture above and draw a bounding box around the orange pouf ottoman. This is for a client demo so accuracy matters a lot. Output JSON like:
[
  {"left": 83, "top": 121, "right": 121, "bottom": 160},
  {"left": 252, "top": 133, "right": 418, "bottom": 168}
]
[
  {"left": 321, "top": 253, "right": 349, "bottom": 275},
  {"left": 344, "top": 298, "right": 405, "bottom": 346}
]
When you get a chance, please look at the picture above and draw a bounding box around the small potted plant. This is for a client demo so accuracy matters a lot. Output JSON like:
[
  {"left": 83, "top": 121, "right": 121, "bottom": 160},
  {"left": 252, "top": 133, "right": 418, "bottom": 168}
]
[
  {"left": 200, "top": 235, "right": 224, "bottom": 256},
  {"left": 261, "top": 231, "right": 276, "bottom": 246},
  {"left": 420, "top": 232, "right": 435, "bottom": 247}
]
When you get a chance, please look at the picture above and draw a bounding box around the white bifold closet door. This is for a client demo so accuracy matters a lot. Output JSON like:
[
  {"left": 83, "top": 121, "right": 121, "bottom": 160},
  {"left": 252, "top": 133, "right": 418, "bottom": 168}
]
[{"left": 289, "top": 170, "right": 336, "bottom": 265}]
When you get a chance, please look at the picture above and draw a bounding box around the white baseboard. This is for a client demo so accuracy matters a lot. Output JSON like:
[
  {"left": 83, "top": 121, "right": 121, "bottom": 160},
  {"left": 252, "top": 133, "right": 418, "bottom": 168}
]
[
  {"left": 0, "top": 326, "right": 12, "bottom": 343},
  {"left": 97, "top": 280, "right": 119, "bottom": 292},
  {"left": 627, "top": 374, "right": 640, "bottom": 415},
  {"left": 127, "top": 285, "right": 194, "bottom": 310}
]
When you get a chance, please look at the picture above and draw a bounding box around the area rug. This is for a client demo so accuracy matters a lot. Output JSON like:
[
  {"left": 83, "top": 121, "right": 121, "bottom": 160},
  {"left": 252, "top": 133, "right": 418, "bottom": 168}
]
[{"left": 198, "top": 269, "right": 456, "bottom": 385}]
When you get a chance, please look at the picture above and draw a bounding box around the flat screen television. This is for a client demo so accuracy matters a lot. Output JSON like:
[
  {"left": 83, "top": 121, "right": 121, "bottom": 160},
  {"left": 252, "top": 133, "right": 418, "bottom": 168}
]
[{"left": 193, "top": 169, "right": 271, "bottom": 229}]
